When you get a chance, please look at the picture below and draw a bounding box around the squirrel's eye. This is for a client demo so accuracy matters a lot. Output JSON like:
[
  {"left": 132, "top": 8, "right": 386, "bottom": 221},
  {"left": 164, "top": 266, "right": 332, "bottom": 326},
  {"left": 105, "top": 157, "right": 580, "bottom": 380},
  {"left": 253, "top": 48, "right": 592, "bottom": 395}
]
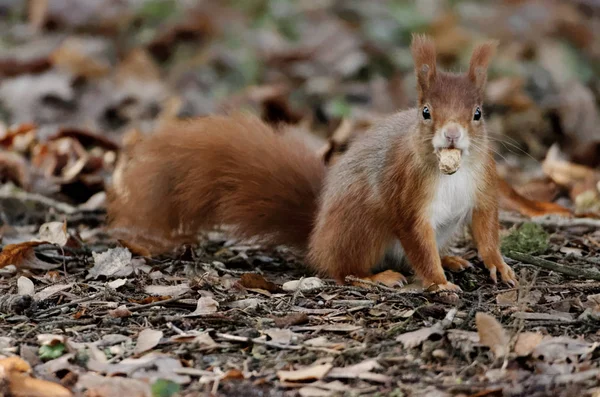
[
  {"left": 473, "top": 107, "right": 482, "bottom": 121},
  {"left": 422, "top": 106, "right": 431, "bottom": 120}
]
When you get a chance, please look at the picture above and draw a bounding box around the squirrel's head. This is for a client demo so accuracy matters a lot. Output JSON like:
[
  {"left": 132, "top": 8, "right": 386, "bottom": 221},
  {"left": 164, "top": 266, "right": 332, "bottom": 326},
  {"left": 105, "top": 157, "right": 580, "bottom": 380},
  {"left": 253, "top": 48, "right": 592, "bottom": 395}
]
[{"left": 411, "top": 34, "right": 496, "bottom": 158}]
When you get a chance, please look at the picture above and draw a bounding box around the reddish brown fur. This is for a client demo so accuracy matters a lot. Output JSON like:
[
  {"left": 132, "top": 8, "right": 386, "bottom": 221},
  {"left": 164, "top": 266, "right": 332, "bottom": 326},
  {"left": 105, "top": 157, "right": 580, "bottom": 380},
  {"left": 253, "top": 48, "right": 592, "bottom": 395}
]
[
  {"left": 109, "top": 35, "right": 517, "bottom": 289},
  {"left": 108, "top": 114, "right": 325, "bottom": 252}
]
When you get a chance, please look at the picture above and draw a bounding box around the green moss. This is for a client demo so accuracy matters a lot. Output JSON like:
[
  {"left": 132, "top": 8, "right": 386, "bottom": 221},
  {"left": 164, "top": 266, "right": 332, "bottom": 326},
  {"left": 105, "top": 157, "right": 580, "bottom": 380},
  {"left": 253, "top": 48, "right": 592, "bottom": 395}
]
[{"left": 501, "top": 222, "right": 549, "bottom": 255}]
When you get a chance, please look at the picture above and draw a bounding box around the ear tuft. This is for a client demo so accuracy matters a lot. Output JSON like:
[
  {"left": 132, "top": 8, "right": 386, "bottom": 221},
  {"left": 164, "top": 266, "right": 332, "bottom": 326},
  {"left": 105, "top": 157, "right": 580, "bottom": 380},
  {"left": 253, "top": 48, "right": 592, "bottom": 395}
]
[
  {"left": 468, "top": 40, "right": 498, "bottom": 96},
  {"left": 411, "top": 34, "right": 437, "bottom": 99}
]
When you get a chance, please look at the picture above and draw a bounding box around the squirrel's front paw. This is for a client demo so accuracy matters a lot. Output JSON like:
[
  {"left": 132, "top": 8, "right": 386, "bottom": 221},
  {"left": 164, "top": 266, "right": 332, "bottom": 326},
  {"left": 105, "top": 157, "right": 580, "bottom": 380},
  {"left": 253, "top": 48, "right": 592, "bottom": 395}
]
[
  {"left": 425, "top": 281, "right": 462, "bottom": 293},
  {"left": 486, "top": 261, "right": 517, "bottom": 286}
]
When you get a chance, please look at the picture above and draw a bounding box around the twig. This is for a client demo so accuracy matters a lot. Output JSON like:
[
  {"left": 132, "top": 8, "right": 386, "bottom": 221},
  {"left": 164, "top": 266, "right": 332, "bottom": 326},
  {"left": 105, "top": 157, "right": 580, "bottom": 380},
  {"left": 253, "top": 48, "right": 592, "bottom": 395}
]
[
  {"left": 127, "top": 293, "right": 191, "bottom": 313},
  {"left": 0, "top": 189, "right": 76, "bottom": 214},
  {"left": 33, "top": 293, "right": 101, "bottom": 319},
  {"left": 507, "top": 251, "right": 600, "bottom": 281},
  {"left": 500, "top": 212, "right": 600, "bottom": 228},
  {"left": 215, "top": 332, "right": 301, "bottom": 350}
]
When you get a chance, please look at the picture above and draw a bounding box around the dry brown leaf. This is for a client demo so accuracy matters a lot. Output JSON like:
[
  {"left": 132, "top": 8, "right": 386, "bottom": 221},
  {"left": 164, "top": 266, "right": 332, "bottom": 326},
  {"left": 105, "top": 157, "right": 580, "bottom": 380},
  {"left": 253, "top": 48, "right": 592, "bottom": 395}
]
[
  {"left": 262, "top": 329, "right": 299, "bottom": 345},
  {"left": 282, "top": 277, "right": 324, "bottom": 291},
  {"left": 514, "top": 332, "right": 545, "bottom": 357},
  {"left": 134, "top": 329, "right": 163, "bottom": 355},
  {"left": 0, "top": 151, "right": 31, "bottom": 189},
  {"left": 239, "top": 273, "right": 281, "bottom": 293},
  {"left": 475, "top": 312, "right": 508, "bottom": 358},
  {"left": 108, "top": 305, "right": 132, "bottom": 319},
  {"left": 273, "top": 312, "right": 309, "bottom": 328},
  {"left": 187, "top": 297, "right": 219, "bottom": 316},
  {"left": 143, "top": 284, "right": 190, "bottom": 297},
  {"left": 75, "top": 373, "right": 151, "bottom": 397},
  {"left": 277, "top": 363, "right": 333, "bottom": 382},
  {"left": 0, "top": 241, "right": 58, "bottom": 270},
  {"left": 327, "top": 359, "right": 391, "bottom": 383}
]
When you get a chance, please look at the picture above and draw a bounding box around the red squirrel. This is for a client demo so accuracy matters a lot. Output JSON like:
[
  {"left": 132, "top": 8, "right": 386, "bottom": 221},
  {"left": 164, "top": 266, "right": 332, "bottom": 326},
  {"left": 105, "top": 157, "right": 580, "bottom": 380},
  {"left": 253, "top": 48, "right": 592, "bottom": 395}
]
[{"left": 108, "top": 35, "right": 517, "bottom": 291}]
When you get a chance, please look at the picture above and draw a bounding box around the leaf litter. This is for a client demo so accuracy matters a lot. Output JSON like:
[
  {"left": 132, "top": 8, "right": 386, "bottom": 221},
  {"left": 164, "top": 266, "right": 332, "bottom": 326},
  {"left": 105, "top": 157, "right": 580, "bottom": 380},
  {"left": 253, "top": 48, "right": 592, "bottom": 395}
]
[{"left": 0, "top": 1, "right": 599, "bottom": 396}]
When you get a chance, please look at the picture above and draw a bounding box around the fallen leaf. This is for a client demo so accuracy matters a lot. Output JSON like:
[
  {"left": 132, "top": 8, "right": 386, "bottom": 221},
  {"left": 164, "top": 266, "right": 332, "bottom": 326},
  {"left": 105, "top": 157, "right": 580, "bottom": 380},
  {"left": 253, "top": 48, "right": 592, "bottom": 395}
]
[
  {"left": 75, "top": 373, "right": 151, "bottom": 397},
  {"left": 277, "top": 363, "right": 333, "bottom": 382},
  {"left": 17, "top": 276, "right": 35, "bottom": 296},
  {"left": 88, "top": 248, "right": 133, "bottom": 279},
  {"left": 87, "top": 352, "right": 190, "bottom": 384},
  {"left": 282, "top": 277, "right": 324, "bottom": 291},
  {"left": 170, "top": 331, "right": 217, "bottom": 348},
  {"left": 239, "top": 273, "right": 281, "bottom": 292},
  {"left": 0, "top": 241, "right": 59, "bottom": 270},
  {"left": 514, "top": 332, "right": 545, "bottom": 357},
  {"left": 227, "top": 298, "right": 265, "bottom": 309},
  {"left": 34, "top": 283, "right": 73, "bottom": 301},
  {"left": 186, "top": 297, "right": 219, "bottom": 316},
  {"left": 496, "top": 290, "right": 517, "bottom": 307},
  {"left": 262, "top": 329, "right": 299, "bottom": 345},
  {"left": 476, "top": 313, "right": 508, "bottom": 358},
  {"left": 108, "top": 305, "right": 132, "bottom": 318},
  {"left": 273, "top": 313, "right": 309, "bottom": 328},
  {"left": 396, "top": 324, "right": 445, "bottom": 349},
  {"left": 327, "top": 359, "right": 391, "bottom": 383},
  {"left": 38, "top": 221, "right": 69, "bottom": 246},
  {"left": 559, "top": 247, "right": 584, "bottom": 257},
  {"left": 221, "top": 369, "right": 244, "bottom": 380},
  {"left": 107, "top": 279, "right": 127, "bottom": 290},
  {"left": 134, "top": 329, "right": 163, "bottom": 354},
  {"left": 144, "top": 284, "right": 190, "bottom": 297}
]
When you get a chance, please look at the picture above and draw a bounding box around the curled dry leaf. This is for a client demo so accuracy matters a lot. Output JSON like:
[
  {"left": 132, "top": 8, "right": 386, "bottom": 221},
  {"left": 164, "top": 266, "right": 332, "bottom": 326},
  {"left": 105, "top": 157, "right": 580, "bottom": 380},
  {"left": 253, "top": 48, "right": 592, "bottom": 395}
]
[
  {"left": 277, "top": 363, "right": 333, "bottom": 382},
  {"left": 134, "top": 329, "right": 163, "bottom": 355},
  {"left": 38, "top": 221, "right": 69, "bottom": 246},
  {"left": 0, "top": 241, "right": 59, "bottom": 270},
  {"left": 475, "top": 312, "right": 508, "bottom": 358},
  {"left": 88, "top": 248, "right": 133, "bottom": 279},
  {"left": 282, "top": 277, "right": 324, "bottom": 292},
  {"left": 108, "top": 305, "right": 132, "bottom": 319},
  {"left": 187, "top": 297, "right": 219, "bottom": 316},
  {"left": 17, "top": 276, "right": 35, "bottom": 297}
]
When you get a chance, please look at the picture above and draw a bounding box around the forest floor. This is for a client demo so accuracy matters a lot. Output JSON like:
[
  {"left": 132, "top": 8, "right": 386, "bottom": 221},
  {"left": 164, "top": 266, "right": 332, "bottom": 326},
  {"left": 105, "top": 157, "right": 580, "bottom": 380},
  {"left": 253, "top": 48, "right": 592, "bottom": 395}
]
[{"left": 1, "top": 1, "right": 600, "bottom": 396}]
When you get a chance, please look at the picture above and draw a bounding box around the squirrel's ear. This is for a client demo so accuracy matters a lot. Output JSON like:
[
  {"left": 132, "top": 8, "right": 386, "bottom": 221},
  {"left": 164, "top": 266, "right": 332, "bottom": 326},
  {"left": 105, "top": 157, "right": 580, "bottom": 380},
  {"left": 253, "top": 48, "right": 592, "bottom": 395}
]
[
  {"left": 411, "top": 34, "right": 437, "bottom": 98},
  {"left": 468, "top": 41, "right": 497, "bottom": 96}
]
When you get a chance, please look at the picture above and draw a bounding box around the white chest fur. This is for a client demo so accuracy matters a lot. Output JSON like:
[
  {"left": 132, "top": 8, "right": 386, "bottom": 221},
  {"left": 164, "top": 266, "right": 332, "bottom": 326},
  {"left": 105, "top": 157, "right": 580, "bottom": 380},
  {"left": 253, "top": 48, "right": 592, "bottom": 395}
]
[{"left": 429, "top": 164, "right": 477, "bottom": 246}]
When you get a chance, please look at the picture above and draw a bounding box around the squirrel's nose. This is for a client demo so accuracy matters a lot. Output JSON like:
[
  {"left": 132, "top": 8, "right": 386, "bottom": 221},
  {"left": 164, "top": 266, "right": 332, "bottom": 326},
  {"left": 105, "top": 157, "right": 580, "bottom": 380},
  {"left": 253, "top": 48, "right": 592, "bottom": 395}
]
[{"left": 443, "top": 126, "right": 461, "bottom": 143}]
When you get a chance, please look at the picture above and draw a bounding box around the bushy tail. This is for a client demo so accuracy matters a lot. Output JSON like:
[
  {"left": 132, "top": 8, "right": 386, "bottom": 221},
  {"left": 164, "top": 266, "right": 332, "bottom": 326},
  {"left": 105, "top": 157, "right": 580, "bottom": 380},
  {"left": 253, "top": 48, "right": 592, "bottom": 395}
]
[{"left": 107, "top": 114, "right": 325, "bottom": 253}]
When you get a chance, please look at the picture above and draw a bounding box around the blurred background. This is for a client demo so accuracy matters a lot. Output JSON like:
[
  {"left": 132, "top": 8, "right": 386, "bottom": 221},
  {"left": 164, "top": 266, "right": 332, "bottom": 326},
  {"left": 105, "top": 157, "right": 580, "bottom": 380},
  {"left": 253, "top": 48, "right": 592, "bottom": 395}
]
[{"left": 0, "top": 0, "right": 599, "bottom": 215}]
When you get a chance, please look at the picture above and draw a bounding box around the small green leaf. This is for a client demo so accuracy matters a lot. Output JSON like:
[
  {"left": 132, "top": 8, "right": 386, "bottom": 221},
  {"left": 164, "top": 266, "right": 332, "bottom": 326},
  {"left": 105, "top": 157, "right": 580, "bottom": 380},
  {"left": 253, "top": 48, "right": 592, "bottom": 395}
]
[
  {"left": 152, "top": 379, "right": 180, "bottom": 397},
  {"left": 38, "top": 343, "right": 66, "bottom": 361}
]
